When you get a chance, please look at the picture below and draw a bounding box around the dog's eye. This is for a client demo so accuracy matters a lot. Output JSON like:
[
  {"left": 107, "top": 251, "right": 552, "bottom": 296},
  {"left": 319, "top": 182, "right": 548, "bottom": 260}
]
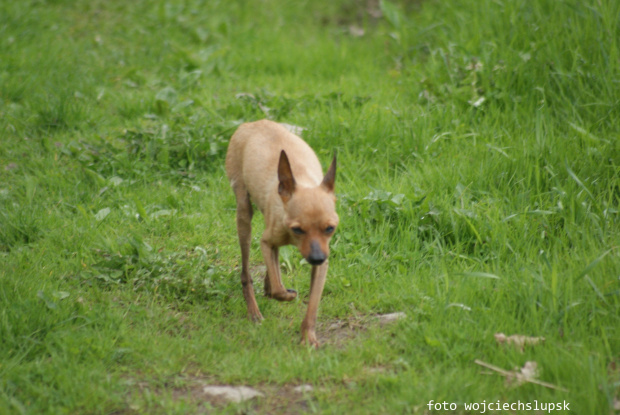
[
  {"left": 292, "top": 227, "right": 305, "bottom": 235},
  {"left": 325, "top": 226, "right": 335, "bottom": 234}
]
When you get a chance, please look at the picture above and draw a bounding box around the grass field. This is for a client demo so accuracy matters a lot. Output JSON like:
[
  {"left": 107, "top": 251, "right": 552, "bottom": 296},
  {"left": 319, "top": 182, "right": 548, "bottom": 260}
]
[{"left": 1, "top": 0, "right": 619, "bottom": 413}]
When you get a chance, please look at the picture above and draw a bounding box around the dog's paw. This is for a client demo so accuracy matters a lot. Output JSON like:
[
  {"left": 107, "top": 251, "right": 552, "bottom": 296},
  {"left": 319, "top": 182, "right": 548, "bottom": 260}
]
[
  {"left": 270, "top": 288, "right": 297, "bottom": 302},
  {"left": 247, "top": 310, "right": 264, "bottom": 323},
  {"left": 301, "top": 331, "right": 320, "bottom": 349}
]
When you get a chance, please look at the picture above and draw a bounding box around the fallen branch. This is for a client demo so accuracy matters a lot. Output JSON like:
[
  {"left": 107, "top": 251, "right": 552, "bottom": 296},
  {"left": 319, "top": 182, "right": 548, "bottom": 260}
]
[{"left": 474, "top": 359, "right": 569, "bottom": 392}]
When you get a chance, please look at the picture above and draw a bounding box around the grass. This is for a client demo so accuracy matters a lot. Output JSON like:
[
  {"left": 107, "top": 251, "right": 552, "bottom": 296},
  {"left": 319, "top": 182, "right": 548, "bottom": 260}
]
[{"left": 0, "top": 0, "right": 618, "bottom": 413}]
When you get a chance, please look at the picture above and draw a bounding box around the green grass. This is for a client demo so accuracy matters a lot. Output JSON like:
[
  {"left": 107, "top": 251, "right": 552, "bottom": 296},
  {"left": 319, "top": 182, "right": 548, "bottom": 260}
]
[{"left": 1, "top": 0, "right": 619, "bottom": 413}]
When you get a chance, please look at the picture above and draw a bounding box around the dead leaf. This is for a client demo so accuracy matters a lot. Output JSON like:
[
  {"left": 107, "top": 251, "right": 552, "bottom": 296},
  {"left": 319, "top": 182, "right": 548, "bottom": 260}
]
[
  {"left": 508, "top": 361, "right": 538, "bottom": 386},
  {"left": 495, "top": 333, "right": 545, "bottom": 352}
]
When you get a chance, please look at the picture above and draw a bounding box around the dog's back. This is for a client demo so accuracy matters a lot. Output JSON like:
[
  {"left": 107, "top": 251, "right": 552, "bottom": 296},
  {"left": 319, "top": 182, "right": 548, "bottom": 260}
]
[{"left": 226, "top": 120, "right": 323, "bottom": 213}]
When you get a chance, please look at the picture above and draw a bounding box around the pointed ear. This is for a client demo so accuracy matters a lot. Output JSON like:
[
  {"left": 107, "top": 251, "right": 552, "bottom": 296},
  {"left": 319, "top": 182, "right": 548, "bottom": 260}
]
[
  {"left": 321, "top": 153, "right": 337, "bottom": 193},
  {"left": 278, "top": 150, "right": 296, "bottom": 202}
]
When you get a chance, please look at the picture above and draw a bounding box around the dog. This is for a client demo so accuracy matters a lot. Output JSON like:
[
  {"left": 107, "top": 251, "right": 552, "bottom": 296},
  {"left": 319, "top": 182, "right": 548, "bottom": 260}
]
[{"left": 225, "top": 119, "right": 338, "bottom": 347}]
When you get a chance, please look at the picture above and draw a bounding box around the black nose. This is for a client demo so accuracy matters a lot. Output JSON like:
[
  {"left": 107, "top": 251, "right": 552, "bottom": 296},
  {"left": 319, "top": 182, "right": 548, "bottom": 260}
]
[
  {"left": 307, "top": 255, "right": 326, "bottom": 265},
  {"left": 307, "top": 241, "right": 326, "bottom": 265}
]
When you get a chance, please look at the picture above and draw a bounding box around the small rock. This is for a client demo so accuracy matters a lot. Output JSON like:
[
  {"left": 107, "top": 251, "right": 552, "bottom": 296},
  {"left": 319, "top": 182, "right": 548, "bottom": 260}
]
[
  {"left": 202, "top": 385, "right": 264, "bottom": 403},
  {"left": 293, "top": 384, "right": 313, "bottom": 393},
  {"left": 376, "top": 312, "right": 406, "bottom": 324}
]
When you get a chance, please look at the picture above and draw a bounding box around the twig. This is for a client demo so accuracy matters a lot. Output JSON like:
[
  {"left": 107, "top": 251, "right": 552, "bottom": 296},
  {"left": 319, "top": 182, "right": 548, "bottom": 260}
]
[{"left": 474, "top": 359, "right": 569, "bottom": 392}]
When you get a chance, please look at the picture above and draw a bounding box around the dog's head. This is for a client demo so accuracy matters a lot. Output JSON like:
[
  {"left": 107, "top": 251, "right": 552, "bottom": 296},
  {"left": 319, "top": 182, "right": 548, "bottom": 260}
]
[{"left": 278, "top": 151, "right": 339, "bottom": 266}]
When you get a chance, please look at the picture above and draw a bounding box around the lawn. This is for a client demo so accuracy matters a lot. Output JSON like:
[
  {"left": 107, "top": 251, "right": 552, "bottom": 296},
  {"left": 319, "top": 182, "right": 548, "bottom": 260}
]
[{"left": 1, "top": 0, "right": 618, "bottom": 413}]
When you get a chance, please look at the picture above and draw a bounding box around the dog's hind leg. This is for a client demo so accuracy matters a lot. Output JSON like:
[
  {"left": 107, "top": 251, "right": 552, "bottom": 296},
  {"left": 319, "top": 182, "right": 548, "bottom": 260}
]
[{"left": 234, "top": 187, "right": 263, "bottom": 322}]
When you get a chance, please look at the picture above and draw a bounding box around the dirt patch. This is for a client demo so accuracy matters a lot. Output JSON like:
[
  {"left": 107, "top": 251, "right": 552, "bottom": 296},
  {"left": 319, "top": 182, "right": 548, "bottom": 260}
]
[
  {"left": 318, "top": 316, "right": 367, "bottom": 346},
  {"left": 122, "top": 313, "right": 405, "bottom": 413},
  {"left": 318, "top": 312, "right": 407, "bottom": 347},
  {"left": 247, "top": 384, "right": 316, "bottom": 415},
  {"left": 129, "top": 374, "right": 317, "bottom": 414}
]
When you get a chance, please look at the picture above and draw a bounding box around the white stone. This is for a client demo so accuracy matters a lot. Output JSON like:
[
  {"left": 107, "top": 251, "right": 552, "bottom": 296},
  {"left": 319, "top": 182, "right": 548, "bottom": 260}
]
[
  {"left": 293, "top": 384, "right": 313, "bottom": 393},
  {"left": 202, "top": 385, "right": 264, "bottom": 403},
  {"left": 376, "top": 312, "right": 406, "bottom": 324}
]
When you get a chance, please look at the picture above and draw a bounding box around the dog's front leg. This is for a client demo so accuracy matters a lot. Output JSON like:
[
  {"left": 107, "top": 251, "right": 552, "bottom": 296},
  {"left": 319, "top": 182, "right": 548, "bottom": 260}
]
[
  {"left": 301, "top": 261, "right": 328, "bottom": 348},
  {"left": 260, "top": 238, "right": 297, "bottom": 302}
]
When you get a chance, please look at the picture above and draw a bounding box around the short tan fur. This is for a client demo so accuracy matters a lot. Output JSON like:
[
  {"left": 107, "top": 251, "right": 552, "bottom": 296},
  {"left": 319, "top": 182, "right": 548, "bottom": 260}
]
[{"left": 225, "top": 119, "right": 338, "bottom": 347}]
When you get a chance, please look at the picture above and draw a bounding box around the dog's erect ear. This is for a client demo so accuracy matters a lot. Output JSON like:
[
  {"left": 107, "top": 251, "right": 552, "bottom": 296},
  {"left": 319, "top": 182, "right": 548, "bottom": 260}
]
[
  {"left": 278, "top": 150, "right": 296, "bottom": 202},
  {"left": 321, "top": 153, "right": 337, "bottom": 193}
]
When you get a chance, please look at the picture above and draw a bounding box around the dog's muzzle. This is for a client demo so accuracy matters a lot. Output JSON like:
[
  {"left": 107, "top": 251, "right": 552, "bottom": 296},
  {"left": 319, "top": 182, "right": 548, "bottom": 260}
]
[{"left": 307, "top": 241, "right": 327, "bottom": 265}]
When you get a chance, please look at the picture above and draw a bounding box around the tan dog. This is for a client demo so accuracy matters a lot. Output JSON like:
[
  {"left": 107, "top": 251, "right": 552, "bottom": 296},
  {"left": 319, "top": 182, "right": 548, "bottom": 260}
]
[{"left": 225, "top": 119, "right": 338, "bottom": 347}]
